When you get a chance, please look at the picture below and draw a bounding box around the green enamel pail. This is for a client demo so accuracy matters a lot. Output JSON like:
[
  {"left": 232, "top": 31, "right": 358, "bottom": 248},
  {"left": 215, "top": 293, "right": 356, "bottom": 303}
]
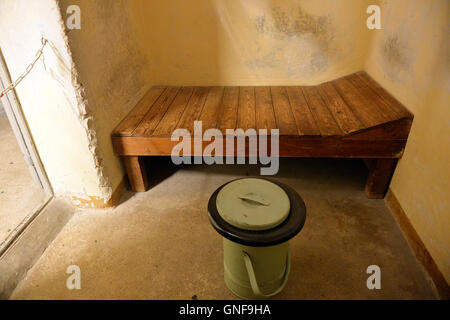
[{"left": 208, "top": 178, "right": 306, "bottom": 299}]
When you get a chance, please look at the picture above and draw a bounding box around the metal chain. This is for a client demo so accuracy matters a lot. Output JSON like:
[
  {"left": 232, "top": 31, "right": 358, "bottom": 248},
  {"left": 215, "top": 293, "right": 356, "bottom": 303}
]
[{"left": 0, "top": 38, "right": 50, "bottom": 98}]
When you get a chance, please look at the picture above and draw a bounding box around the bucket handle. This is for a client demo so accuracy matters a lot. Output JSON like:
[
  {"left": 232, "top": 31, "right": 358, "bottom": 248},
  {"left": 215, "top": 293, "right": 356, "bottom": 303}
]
[{"left": 242, "top": 250, "right": 290, "bottom": 299}]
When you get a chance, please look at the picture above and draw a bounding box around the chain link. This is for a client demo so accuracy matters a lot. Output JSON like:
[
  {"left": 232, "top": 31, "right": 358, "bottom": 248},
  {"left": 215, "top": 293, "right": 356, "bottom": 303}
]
[{"left": 0, "top": 38, "right": 50, "bottom": 98}]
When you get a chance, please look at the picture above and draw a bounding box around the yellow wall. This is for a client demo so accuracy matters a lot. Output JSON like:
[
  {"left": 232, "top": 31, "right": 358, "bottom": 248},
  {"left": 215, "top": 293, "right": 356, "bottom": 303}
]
[
  {"left": 0, "top": 0, "right": 107, "bottom": 201},
  {"left": 365, "top": 0, "right": 450, "bottom": 282},
  {"left": 127, "top": 0, "right": 373, "bottom": 85},
  {"left": 60, "top": 0, "right": 153, "bottom": 198}
]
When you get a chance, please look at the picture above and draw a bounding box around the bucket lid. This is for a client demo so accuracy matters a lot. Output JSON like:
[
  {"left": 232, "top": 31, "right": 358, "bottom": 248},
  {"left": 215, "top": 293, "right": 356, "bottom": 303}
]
[{"left": 216, "top": 178, "right": 290, "bottom": 231}]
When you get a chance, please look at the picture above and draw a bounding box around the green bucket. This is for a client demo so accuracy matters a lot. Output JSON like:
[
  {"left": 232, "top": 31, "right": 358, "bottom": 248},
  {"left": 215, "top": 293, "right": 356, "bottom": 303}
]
[{"left": 208, "top": 178, "right": 306, "bottom": 299}]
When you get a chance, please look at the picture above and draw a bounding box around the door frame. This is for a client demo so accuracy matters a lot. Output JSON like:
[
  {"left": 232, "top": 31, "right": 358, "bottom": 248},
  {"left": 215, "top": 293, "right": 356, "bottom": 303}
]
[{"left": 0, "top": 48, "right": 53, "bottom": 255}]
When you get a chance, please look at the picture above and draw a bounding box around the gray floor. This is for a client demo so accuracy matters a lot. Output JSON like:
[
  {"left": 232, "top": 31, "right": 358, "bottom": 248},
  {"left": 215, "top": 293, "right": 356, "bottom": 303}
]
[
  {"left": 10, "top": 158, "right": 437, "bottom": 299},
  {"left": 0, "top": 115, "right": 47, "bottom": 247}
]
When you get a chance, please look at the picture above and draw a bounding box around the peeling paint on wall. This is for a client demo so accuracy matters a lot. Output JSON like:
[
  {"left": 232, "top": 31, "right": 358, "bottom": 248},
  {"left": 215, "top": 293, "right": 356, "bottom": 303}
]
[
  {"left": 271, "top": 6, "right": 332, "bottom": 42},
  {"left": 248, "top": 5, "right": 335, "bottom": 76}
]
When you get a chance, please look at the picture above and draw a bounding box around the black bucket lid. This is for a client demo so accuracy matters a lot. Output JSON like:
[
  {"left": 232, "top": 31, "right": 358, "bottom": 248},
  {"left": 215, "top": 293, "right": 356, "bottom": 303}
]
[{"left": 208, "top": 178, "right": 306, "bottom": 247}]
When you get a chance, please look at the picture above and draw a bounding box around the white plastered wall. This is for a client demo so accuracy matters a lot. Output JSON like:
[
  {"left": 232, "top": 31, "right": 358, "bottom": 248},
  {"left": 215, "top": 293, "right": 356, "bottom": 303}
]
[{"left": 0, "top": 0, "right": 111, "bottom": 203}]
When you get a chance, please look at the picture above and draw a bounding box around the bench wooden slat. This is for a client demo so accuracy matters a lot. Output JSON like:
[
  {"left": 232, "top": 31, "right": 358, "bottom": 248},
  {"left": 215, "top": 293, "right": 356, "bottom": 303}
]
[
  {"left": 255, "top": 86, "right": 277, "bottom": 132},
  {"left": 199, "top": 86, "right": 225, "bottom": 129},
  {"left": 152, "top": 87, "right": 194, "bottom": 136},
  {"left": 113, "top": 136, "right": 408, "bottom": 158},
  {"left": 318, "top": 82, "right": 365, "bottom": 135},
  {"left": 302, "top": 86, "right": 343, "bottom": 136},
  {"left": 114, "top": 72, "right": 413, "bottom": 140},
  {"left": 177, "top": 87, "right": 210, "bottom": 134},
  {"left": 345, "top": 74, "right": 400, "bottom": 122},
  {"left": 113, "top": 87, "right": 165, "bottom": 136},
  {"left": 113, "top": 71, "right": 413, "bottom": 141},
  {"left": 218, "top": 87, "right": 239, "bottom": 132},
  {"left": 271, "top": 86, "right": 298, "bottom": 136},
  {"left": 133, "top": 87, "right": 180, "bottom": 136},
  {"left": 285, "top": 86, "right": 321, "bottom": 136},
  {"left": 333, "top": 77, "right": 387, "bottom": 128},
  {"left": 237, "top": 86, "right": 256, "bottom": 131},
  {"left": 356, "top": 72, "right": 413, "bottom": 119}
]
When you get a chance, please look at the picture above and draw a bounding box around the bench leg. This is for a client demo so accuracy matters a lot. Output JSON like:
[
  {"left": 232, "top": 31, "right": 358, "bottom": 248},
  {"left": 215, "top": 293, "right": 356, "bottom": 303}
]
[
  {"left": 365, "top": 158, "right": 396, "bottom": 199},
  {"left": 123, "top": 156, "right": 149, "bottom": 192}
]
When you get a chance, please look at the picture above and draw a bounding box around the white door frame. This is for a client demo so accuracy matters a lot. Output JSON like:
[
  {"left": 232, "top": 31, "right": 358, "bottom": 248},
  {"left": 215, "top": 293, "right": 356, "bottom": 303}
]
[
  {"left": 0, "top": 48, "right": 54, "bottom": 255},
  {"left": 0, "top": 49, "right": 53, "bottom": 196}
]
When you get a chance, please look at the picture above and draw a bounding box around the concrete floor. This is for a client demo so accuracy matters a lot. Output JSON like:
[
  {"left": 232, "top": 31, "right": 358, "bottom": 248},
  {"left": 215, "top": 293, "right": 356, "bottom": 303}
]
[
  {"left": 0, "top": 115, "right": 47, "bottom": 247},
  {"left": 10, "top": 158, "right": 437, "bottom": 299}
]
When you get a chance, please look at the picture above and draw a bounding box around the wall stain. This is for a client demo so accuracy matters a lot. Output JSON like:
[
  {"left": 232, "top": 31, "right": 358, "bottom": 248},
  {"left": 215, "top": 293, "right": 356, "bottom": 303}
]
[
  {"left": 246, "top": 46, "right": 278, "bottom": 69},
  {"left": 382, "top": 35, "right": 410, "bottom": 70},
  {"left": 271, "top": 7, "right": 333, "bottom": 52},
  {"left": 254, "top": 15, "right": 266, "bottom": 34},
  {"left": 250, "top": 6, "right": 335, "bottom": 75},
  {"left": 380, "top": 34, "right": 413, "bottom": 82}
]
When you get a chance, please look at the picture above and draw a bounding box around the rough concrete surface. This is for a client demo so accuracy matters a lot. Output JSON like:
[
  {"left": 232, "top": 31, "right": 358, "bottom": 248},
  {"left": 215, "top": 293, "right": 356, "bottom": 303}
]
[
  {"left": 0, "top": 115, "right": 47, "bottom": 246},
  {"left": 10, "top": 158, "right": 438, "bottom": 299},
  {"left": 0, "top": 198, "right": 75, "bottom": 298}
]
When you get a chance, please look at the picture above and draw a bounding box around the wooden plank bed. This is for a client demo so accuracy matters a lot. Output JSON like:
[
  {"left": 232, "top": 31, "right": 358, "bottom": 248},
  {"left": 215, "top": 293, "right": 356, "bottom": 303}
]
[{"left": 112, "top": 71, "right": 413, "bottom": 198}]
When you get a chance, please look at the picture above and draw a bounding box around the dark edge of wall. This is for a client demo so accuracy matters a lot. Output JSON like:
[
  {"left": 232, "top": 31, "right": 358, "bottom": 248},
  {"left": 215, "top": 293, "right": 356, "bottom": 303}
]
[
  {"left": 385, "top": 189, "right": 450, "bottom": 300},
  {"left": 0, "top": 198, "right": 75, "bottom": 299}
]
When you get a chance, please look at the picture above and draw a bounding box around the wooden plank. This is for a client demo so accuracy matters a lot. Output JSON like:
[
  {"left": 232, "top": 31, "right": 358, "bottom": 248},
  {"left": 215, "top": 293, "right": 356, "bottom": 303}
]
[
  {"left": 270, "top": 86, "right": 298, "bottom": 135},
  {"left": 113, "top": 87, "right": 165, "bottom": 136},
  {"left": 285, "top": 86, "right": 321, "bottom": 136},
  {"left": 346, "top": 74, "right": 400, "bottom": 122},
  {"left": 318, "top": 82, "right": 365, "bottom": 135},
  {"left": 365, "top": 158, "right": 396, "bottom": 198},
  {"left": 123, "top": 156, "right": 148, "bottom": 192},
  {"left": 278, "top": 139, "right": 406, "bottom": 158},
  {"left": 133, "top": 87, "right": 180, "bottom": 136},
  {"left": 177, "top": 87, "right": 210, "bottom": 134},
  {"left": 112, "top": 135, "right": 407, "bottom": 158},
  {"left": 199, "top": 86, "right": 225, "bottom": 129},
  {"left": 333, "top": 77, "right": 389, "bottom": 127},
  {"left": 255, "top": 86, "right": 277, "bottom": 131},
  {"left": 302, "top": 86, "right": 342, "bottom": 136},
  {"left": 152, "top": 87, "right": 194, "bottom": 136},
  {"left": 346, "top": 119, "right": 412, "bottom": 140},
  {"left": 237, "top": 86, "right": 256, "bottom": 131},
  {"left": 356, "top": 72, "right": 413, "bottom": 119},
  {"left": 218, "top": 87, "right": 239, "bottom": 132}
]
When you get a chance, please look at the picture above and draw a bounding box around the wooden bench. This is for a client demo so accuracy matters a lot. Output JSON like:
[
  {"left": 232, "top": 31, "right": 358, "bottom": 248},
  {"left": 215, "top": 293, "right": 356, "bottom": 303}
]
[{"left": 112, "top": 71, "right": 413, "bottom": 199}]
